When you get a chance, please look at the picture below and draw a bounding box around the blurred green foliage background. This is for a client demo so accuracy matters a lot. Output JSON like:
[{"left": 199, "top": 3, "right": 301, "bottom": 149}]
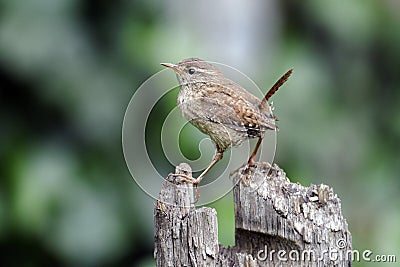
[{"left": 1, "top": 0, "right": 399, "bottom": 266}]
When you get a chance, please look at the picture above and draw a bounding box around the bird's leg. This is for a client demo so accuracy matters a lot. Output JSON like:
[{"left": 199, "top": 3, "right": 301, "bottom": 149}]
[
  {"left": 248, "top": 137, "right": 263, "bottom": 166},
  {"left": 193, "top": 151, "right": 223, "bottom": 185}
]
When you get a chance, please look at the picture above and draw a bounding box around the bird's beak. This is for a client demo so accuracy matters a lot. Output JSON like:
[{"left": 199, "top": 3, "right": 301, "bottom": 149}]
[{"left": 160, "top": 62, "right": 183, "bottom": 74}]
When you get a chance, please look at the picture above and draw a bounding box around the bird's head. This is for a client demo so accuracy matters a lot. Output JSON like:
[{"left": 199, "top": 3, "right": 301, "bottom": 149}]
[{"left": 161, "top": 58, "right": 222, "bottom": 85}]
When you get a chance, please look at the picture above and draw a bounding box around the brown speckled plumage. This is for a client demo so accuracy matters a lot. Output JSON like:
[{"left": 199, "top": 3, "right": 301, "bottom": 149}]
[{"left": 161, "top": 58, "right": 292, "bottom": 185}]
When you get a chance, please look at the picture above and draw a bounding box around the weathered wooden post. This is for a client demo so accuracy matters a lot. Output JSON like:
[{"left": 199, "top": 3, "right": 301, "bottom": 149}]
[{"left": 154, "top": 162, "right": 352, "bottom": 266}]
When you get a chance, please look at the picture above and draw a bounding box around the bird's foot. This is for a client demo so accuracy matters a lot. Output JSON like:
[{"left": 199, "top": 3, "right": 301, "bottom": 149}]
[
  {"left": 168, "top": 173, "right": 201, "bottom": 203},
  {"left": 247, "top": 158, "right": 257, "bottom": 167},
  {"left": 168, "top": 173, "right": 197, "bottom": 184}
]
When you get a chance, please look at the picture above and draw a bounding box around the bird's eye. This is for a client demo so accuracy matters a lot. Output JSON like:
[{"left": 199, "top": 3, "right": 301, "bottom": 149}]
[{"left": 188, "top": 68, "right": 196, "bottom": 75}]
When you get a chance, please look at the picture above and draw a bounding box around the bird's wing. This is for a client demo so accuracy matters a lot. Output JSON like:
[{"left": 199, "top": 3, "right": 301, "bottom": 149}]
[{"left": 180, "top": 92, "right": 276, "bottom": 136}]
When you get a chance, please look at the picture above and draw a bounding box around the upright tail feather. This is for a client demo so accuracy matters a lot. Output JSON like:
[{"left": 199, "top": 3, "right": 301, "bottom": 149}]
[{"left": 261, "top": 68, "right": 293, "bottom": 106}]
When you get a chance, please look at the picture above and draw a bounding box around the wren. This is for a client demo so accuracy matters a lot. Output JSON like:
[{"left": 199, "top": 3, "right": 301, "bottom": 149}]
[{"left": 161, "top": 58, "right": 292, "bottom": 185}]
